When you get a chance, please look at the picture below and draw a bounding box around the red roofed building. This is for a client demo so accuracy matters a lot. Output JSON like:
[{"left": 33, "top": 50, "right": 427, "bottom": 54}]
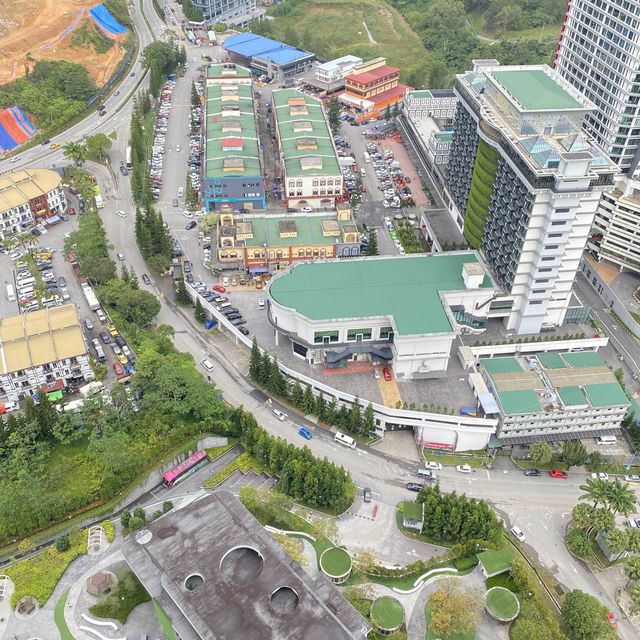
[{"left": 339, "top": 58, "right": 411, "bottom": 121}]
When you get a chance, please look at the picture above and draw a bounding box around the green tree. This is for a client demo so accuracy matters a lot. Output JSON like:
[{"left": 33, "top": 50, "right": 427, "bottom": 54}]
[
  {"left": 302, "top": 384, "right": 315, "bottom": 414},
  {"left": 627, "top": 529, "right": 640, "bottom": 554},
  {"left": 327, "top": 97, "right": 341, "bottom": 132},
  {"left": 589, "top": 508, "right": 615, "bottom": 535},
  {"left": 428, "top": 580, "right": 481, "bottom": 638},
  {"left": 182, "top": 0, "right": 204, "bottom": 21},
  {"left": 249, "top": 338, "right": 261, "bottom": 381},
  {"left": 350, "top": 396, "right": 362, "bottom": 434},
  {"left": 530, "top": 441, "right": 553, "bottom": 465},
  {"left": 579, "top": 477, "right": 610, "bottom": 509},
  {"left": 162, "top": 500, "right": 174, "bottom": 513},
  {"left": 562, "top": 439, "right": 587, "bottom": 468},
  {"left": 194, "top": 298, "right": 207, "bottom": 324},
  {"left": 606, "top": 479, "right": 637, "bottom": 515},
  {"left": 291, "top": 380, "right": 304, "bottom": 407},
  {"left": 128, "top": 516, "right": 144, "bottom": 531},
  {"left": 85, "top": 133, "right": 112, "bottom": 161},
  {"left": 571, "top": 503, "right": 595, "bottom": 530},
  {"left": 561, "top": 590, "right": 610, "bottom": 640},
  {"left": 63, "top": 141, "right": 87, "bottom": 164},
  {"left": 315, "top": 390, "right": 326, "bottom": 421},
  {"left": 363, "top": 403, "right": 375, "bottom": 435},
  {"left": 365, "top": 228, "right": 379, "bottom": 256},
  {"left": 175, "top": 278, "right": 191, "bottom": 305},
  {"left": 55, "top": 534, "right": 70, "bottom": 552},
  {"left": 566, "top": 528, "right": 591, "bottom": 558},
  {"left": 624, "top": 556, "right": 640, "bottom": 586}
]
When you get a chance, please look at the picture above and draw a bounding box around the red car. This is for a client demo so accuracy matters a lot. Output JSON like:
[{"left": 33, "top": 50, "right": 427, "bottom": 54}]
[
  {"left": 113, "top": 361, "right": 124, "bottom": 376},
  {"left": 607, "top": 612, "right": 619, "bottom": 628},
  {"left": 383, "top": 367, "right": 392, "bottom": 381},
  {"left": 68, "top": 207, "right": 76, "bottom": 215},
  {"left": 549, "top": 469, "right": 568, "bottom": 479},
  {"left": 212, "top": 285, "right": 226, "bottom": 293}
]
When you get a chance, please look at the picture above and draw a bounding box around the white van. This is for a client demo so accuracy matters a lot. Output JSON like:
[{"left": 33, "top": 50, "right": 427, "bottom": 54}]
[
  {"left": 17, "top": 276, "right": 35, "bottom": 287},
  {"left": 363, "top": 151, "right": 370, "bottom": 164},
  {"left": 334, "top": 431, "right": 356, "bottom": 449},
  {"left": 6, "top": 284, "right": 15, "bottom": 302},
  {"left": 510, "top": 526, "right": 526, "bottom": 542},
  {"left": 360, "top": 168, "right": 366, "bottom": 177},
  {"left": 178, "top": 187, "right": 184, "bottom": 198},
  {"left": 218, "top": 301, "right": 232, "bottom": 311},
  {"left": 596, "top": 435, "right": 617, "bottom": 445},
  {"left": 417, "top": 468, "right": 436, "bottom": 481},
  {"left": 273, "top": 409, "right": 287, "bottom": 421},
  {"left": 201, "top": 358, "right": 214, "bottom": 371}
]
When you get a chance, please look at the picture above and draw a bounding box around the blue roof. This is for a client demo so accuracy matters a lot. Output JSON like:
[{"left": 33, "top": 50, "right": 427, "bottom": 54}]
[{"left": 224, "top": 33, "right": 313, "bottom": 65}]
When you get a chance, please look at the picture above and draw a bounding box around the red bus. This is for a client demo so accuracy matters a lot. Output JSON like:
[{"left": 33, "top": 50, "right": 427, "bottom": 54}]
[{"left": 162, "top": 450, "right": 209, "bottom": 487}]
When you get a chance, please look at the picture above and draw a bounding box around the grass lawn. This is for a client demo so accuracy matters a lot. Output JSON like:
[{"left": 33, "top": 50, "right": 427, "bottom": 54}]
[
  {"left": 201, "top": 451, "right": 268, "bottom": 488},
  {"left": 486, "top": 572, "right": 518, "bottom": 592},
  {"left": 89, "top": 570, "right": 150, "bottom": 624},
  {"left": 266, "top": 0, "right": 429, "bottom": 79},
  {"left": 320, "top": 547, "right": 352, "bottom": 577},
  {"left": 425, "top": 603, "right": 475, "bottom": 640},
  {"left": 205, "top": 439, "right": 237, "bottom": 461},
  {"left": 485, "top": 587, "right": 520, "bottom": 621},
  {"left": 54, "top": 589, "right": 74, "bottom": 640},
  {"left": 153, "top": 598, "right": 177, "bottom": 640},
  {"left": 370, "top": 596, "right": 405, "bottom": 631},
  {"left": 423, "top": 451, "right": 490, "bottom": 468}
]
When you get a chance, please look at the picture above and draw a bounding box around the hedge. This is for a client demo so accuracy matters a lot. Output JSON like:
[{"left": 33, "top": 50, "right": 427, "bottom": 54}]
[
  {"left": 101, "top": 519, "right": 115, "bottom": 543},
  {"left": 5, "top": 528, "right": 86, "bottom": 608}
]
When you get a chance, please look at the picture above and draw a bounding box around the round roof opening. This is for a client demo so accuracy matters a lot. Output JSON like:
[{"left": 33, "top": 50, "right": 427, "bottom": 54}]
[
  {"left": 135, "top": 529, "right": 152, "bottom": 545},
  {"left": 220, "top": 546, "right": 264, "bottom": 586},
  {"left": 184, "top": 574, "right": 204, "bottom": 592},
  {"left": 270, "top": 586, "right": 299, "bottom": 614}
]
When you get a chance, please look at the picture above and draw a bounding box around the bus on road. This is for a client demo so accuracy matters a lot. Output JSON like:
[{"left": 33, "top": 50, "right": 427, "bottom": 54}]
[
  {"left": 162, "top": 450, "right": 210, "bottom": 487},
  {"left": 126, "top": 145, "right": 133, "bottom": 169}
]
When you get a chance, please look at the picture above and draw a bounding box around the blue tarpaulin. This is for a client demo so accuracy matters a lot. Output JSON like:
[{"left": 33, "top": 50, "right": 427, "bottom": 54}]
[{"left": 89, "top": 4, "right": 127, "bottom": 36}]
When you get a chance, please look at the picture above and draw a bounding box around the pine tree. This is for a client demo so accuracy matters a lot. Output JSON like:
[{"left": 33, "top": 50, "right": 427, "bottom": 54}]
[
  {"left": 363, "top": 403, "right": 375, "bottom": 434},
  {"left": 194, "top": 298, "right": 207, "bottom": 324},
  {"left": 121, "top": 264, "right": 131, "bottom": 284},
  {"left": 175, "top": 278, "right": 191, "bottom": 305},
  {"left": 365, "top": 228, "right": 379, "bottom": 256},
  {"left": 129, "top": 267, "right": 139, "bottom": 289},
  {"left": 326, "top": 396, "right": 338, "bottom": 424},
  {"left": 249, "top": 338, "right": 261, "bottom": 381},
  {"left": 291, "top": 380, "right": 304, "bottom": 407},
  {"left": 350, "top": 396, "right": 363, "bottom": 434},
  {"left": 315, "top": 390, "right": 326, "bottom": 422},
  {"left": 260, "top": 350, "right": 272, "bottom": 385},
  {"left": 302, "top": 384, "right": 315, "bottom": 414}
]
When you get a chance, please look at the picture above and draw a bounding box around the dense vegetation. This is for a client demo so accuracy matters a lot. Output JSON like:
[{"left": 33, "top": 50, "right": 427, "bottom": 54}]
[
  {"left": 103, "top": 0, "right": 133, "bottom": 28},
  {"left": 70, "top": 21, "right": 114, "bottom": 55},
  {"left": 141, "top": 41, "right": 185, "bottom": 97},
  {"left": 90, "top": 571, "right": 150, "bottom": 623},
  {"left": 0, "top": 61, "right": 96, "bottom": 135},
  {"left": 180, "top": 0, "right": 205, "bottom": 22},
  {"left": 416, "top": 484, "right": 502, "bottom": 544}
]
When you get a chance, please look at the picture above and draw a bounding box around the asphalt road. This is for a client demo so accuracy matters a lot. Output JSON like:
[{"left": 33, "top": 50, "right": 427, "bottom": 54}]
[{"left": 1, "top": 3, "right": 638, "bottom": 637}]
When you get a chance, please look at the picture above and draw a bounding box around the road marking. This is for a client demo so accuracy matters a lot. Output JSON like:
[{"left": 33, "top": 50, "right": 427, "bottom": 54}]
[{"left": 485, "top": 470, "right": 491, "bottom": 481}]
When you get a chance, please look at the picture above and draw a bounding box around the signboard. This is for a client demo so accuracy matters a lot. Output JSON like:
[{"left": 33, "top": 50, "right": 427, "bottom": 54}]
[{"left": 423, "top": 441, "right": 455, "bottom": 451}]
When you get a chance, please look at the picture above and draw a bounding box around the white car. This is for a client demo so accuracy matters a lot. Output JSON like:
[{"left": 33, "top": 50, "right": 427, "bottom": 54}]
[
  {"left": 273, "top": 409, "right": 287, "bottom": 421},
  {"left": 456, "top": 464, "right": 472, "bottom": 474},
  {"left": 425, "top": 461, "right": 443, "bottom": 471},
  {"left": 117, "top": 252, "right": 125, "bottom": 261},
  {"left": 398, "top": 247, "right": 406, "bottom": 255},
  {"left": 300, "top": 206, "right": 312, "bottom": 213},
  {"left": 382, "top": 200, "right": 390, "bottom": 208},
  {"left": 625, "top": 474, "right": 640, "bottom": 483},
  {"left": 510, "top": 526, "right": 526, "bottom": 542},
  {"left": 591, "top": 472, "right": 609, "bottom": 480},
  {"left": 9, "top": 157, "right": 19, "bottom": 164},
  {"left": 183, "top": 210, "right": 194, "bottom": 218},
  {"left": 116, "top": 210, "right": 127, "bottom": 218}
]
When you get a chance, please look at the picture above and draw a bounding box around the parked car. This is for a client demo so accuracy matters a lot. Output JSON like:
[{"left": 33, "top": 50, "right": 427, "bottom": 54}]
[
  {"left": 99, "top": 331, "right": 111, "bottom": 344},
  {"left": 183, "top": 260, "right": 192, "bottom": 273},
  {"left": 625, "top": 474, "right": 640, "bottom": 483},
  {"left": 117, "top": 252, "right": 125, "bottom": 261},
  {"left": 142, "top": 273, "right": 151, "bottom": 285},
  {"left": 424, "top": 461, "right": 443, "bottom": 471},
  {"left": 524, "top": 468, "right": 542, "bottom": 477},
  {"left": 212, "top": 285, "right": 226, "bottom": 293},
  {"left": 383, "top": 367, "right": 392, "bottom": 381},
  {"left": 456, "top": 464, "right": 472, "bottom": 474},
  {"left": 549, "top": 469, "right": 568, "bottom": 479},
  {"left": 113, "top": 361, "right": 124, "bottom": 376},
  {"left": 363, "top": 487, "right": 372, "bottom": 503},
  {"left": 510, "top": 526, "right": 526, "bottom": 542},
  {"left": 185, "top": 221, "right": 197, "bottom": 230},
  {"left": 591, "top": 472, "right": 609, "bottom": 480},
  {"left": 58, "top": 276, "right": 66, "bottom": 287},
  {"left": 298, "top": 427, "right": 312, "bottom": 440},
  {"left": 238, "top": 326, "right": 250, "bottom": 336},
  {"left": 406, "top": 482, "right": 423, "bottom": 492},
  {"left": 84, "top": 317, "right": 94, "bottom": 330}
]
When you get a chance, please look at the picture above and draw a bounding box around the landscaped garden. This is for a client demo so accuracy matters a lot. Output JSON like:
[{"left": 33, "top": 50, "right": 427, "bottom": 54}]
[
  {"left": 90, "top": 570, "right": 150, "bottom": 623},
  {"left": 370, "top": 596, "right": 404, "bottom": 633},
  {"left": 485, "top": 586, "right": 520, "bottom": 622},
  {"left": 320, "top": 547, "right": 352, "bottom": 579}
]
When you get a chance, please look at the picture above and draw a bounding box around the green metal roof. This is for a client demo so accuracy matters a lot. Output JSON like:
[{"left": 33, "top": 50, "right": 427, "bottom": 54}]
[
  {"left": 583, "top": 383, "right": 630, "bottom": 408},
  {"left": 497, "top": 390, "right": 542, "bottom": 415},
  {"left": 205, "top": 84, "right": 261, "bottom": 179},
  {"left": 407, "top": 90, "right": 433, "bottom": 99},
  {"left": 435, "top": 132, "right": 453, "bottom": 142},
  {"left": 481, "top": 357, "right": 523, "bottom": 375},
  {"left": 477, "top": 548, "right": 514, "bottom": 577},
  {"left": 561, "top": 351, "right": 605, "bottom": 368},
  {"left": 272, "top": 89, "right": 340, "bottom": 178},
  {"left": 537, "top": 352, "right": 565, "bottom": 369},
  {"left": 558, "top": 385, "right": 587, "bottom": 407},
  {"left": 241, "top": 215, "right": 355, "bottom": 247},
  {"left": 269, "top": 253, "right": 493, "bottom": 336},
  {"left": 490, "top": 69, "right": 583, "bottom": 111},
  {"left": 207, "top": 63, "right": 252, "bottom": 79}
]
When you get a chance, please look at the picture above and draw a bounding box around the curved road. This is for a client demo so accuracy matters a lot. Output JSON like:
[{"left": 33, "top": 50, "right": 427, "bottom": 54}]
[{"left": 0, "top": 2, "right": 636, "bottom": 638}]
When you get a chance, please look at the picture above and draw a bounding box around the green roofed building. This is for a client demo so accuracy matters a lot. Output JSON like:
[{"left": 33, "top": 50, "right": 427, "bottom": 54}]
[
  {"left": 272, "top": 89, "right": 343, "bottom": 211},
  {"left": 268, "top": 251, "right": 497, "bottom": 380},
  {"left": 204, "top": 64, "right": 265, "bottom": 212},
  {"left": 479, "top": 350, "right": 629, "bottom": 445}
]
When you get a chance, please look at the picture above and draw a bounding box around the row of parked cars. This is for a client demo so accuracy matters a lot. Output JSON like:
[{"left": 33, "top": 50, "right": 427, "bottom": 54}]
[
  {"left": 187, "top": 80, "right": 205, "bottom": 197},
  {"left": 366, "top": 143, "right": 413, "bottom": 209},
  {"left": 13, "top": 249, "right": 71, "bottom": 313},
  {"left": 149, "top": 80, "right": 175, "bottom": 199},
  {"left": 88, "top": 319, "right": 135, "bottom": 377},
  {"left": 188, "top": 282, "right": 250, "bottom": 336}
]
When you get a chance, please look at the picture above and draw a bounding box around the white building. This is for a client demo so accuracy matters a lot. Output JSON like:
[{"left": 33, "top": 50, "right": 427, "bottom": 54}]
[
  {"left": 0, "top": 169, "right": 67, "bottom": 240},
  {"left": 553, "top": 0, "right": 640, "bottom": 275},
  {"left": 0, "top": 305, "right": 93, "bottom": 402},
  {"left": 478, "top": 351, "right": 629, "bottom": 445},
  {"left": 315, "top": 56, "right": 362, "bottom": 84},
  {"left": 402, "top": 89, "right": 457, "bottom": 169},
  {"left": 272, "top": 89, "right": 343, "bottom": 210},
  {"left": 267, "top": 252, "right": 498, "bottom": 380},
  {"left": 446, "top": 62, "right": 618, "bottom": 335}
]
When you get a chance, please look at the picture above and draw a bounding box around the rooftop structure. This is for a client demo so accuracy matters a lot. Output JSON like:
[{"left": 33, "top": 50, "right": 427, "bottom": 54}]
[
  {"left": 123, "top": 491, "right": 370, "bottom": 640},
  {"left": 478, "top": 351, "right": 629, "bottom": 444},
  {"left": 206, "top": 62, "right": 252, "bottom": 84},
  {"left": 268, "top": 253, "right": 498, "bottom": 380},
  {"left": 272, "top": 89, "right": 342, "bottom": 210},
  {"left": 204, "top": 67, "right": 265, "bottom": 211},
  {"left": 445, "top": 62, "right": 618, "bottom": 335},
  {"left": 224, "top": 33, "right": 315, "bottom": 81},
  {"left": 0, "top": 304, "right": 93, "bottom": 401},
  {"left": 217, "top": 211, "right": 360, "bottom": 272}
]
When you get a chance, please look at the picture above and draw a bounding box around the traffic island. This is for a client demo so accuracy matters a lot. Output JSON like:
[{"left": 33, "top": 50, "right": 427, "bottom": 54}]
[
  {"left": 370, "top": 595, "right": 405, "bottom": 636},
  {"left": 484, "top": 586, "right": 520, "bottom": 624},
  {"left": 319, "top": 547, "right": 352, "bottom": 584}
]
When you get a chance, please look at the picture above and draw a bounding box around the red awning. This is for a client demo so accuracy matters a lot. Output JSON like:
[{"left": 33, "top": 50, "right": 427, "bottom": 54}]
[{"left": 41, "top": 379, "right": 65, "bottom": 393}]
